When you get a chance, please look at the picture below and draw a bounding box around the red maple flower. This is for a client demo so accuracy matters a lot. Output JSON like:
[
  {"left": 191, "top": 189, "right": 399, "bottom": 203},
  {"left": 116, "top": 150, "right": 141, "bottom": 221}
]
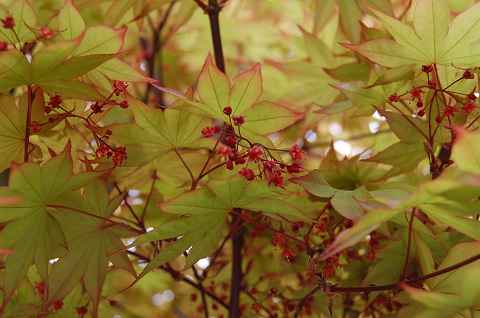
[
  {"left": 327, "top": 257, "right": 339, "bottom": 267},
  {"left": 202, "top": 127, "right": 214, "bottom": 137},
  {"left": 75, "top": 306, "right": 88, "bottom": 315},
  {"left": 235, "top": 157, "right": 246, "bottom": 165},
  {"left": 30, "top": 121, "right": 42, "bottom": 134},
  {"left": 239, "top": 167, "right": 255, "bottom": 180},
  {"left": 410, "top": 87, "right": 424, "bottom": 100},
  {"left": 388, "top": 93, "right": 399, "bottom": 103},
  {"left": 1, "top": 15, "right": 14, "bottom": 29},
  {"left": 422, "top": 65, "right": 433, "bottom": 73},
  {"left": 112, "top": 147, "right": 127, "bottom": 166},
  {"left": 268, "top": 171, "right": 284, "bottom": 188},
  {"left": 40, "top": 28, "right": 54, "bottom": 40},
  {"left": 290, "top": 221, "right": 304, "bottom": 233},
  {"left": 0, "top": 41, "right": 7, "bottom": 51},
  {"left": 463, "top": 70, "right": 475, "bottom": 79},
  {"left": 282, "top": 247, "right": 296, "bottom": 262},
  {"left": 48, "top": 95, "right": 62, "bottom": 108},
  {"left": 462, "top": 102, "right": 476, "bottom": 115},
  {"left": 226, "top": 136, "right": 235, "bottom": 146},
  {"left": 287, "top": 162, "right": 304, "bottom": 174},
  {"left": 247, "top": 147, "right": 263, "bottom": 162},
  {"left": 428, "top": 80, "right": 436, "bottom": 89},
  {"left": 53, "top": 300, "right": 63, "bottom": 311},
  {"left": 271, "top": 235, "right": 287, "bottom": 248},
  {"left": 90, "top": 101, "right": 104, "bottom": 114},
  {"left": 35, "top": 282, "right": 46, "bottom": 295},
  {"left": 232, "top": 114, "right": 245, "bottom": 125},
  {"left": 217, "top": 146, "right": 234, "bottom": 159},
  {"left": 264, "top": 161, "right": 277, "bottom": 172},
  {"left": 444, "top": 104, "right": 458, "bottom": 118},
  {"left": 289, "top": 144, "right": 306, "bottom": 160},
  {"left": 113, "top": 81, "right": 128, "bottom": 95},
  {"left": 323, "top": 265, "right": 336, "bottom": 278}
]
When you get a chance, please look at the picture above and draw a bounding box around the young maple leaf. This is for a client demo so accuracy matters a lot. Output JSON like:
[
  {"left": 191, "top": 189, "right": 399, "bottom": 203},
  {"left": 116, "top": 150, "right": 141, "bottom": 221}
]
[
  {"left": 152, "top": 53, "right": 303, "bottom": 137},
  {"left": 0, "top": 142, "right": 105, "bottom": 309},
  {"left": 343, "top": 0, "right": 480, "bottom": 67}
]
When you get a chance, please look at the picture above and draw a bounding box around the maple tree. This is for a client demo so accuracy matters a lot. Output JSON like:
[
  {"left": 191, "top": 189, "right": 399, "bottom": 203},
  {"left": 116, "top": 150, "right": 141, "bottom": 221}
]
[{"left": 1, "top": 0, "right": 480, "bottom": 317}]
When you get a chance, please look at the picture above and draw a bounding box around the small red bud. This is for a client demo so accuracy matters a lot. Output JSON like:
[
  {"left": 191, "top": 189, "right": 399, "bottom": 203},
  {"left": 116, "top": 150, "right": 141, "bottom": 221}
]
[{"left": 223, "top": 106, "right": 232, "bottom": 116}]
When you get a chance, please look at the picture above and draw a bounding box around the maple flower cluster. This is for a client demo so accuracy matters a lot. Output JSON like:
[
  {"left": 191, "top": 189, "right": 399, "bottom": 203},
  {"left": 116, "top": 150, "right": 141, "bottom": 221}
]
[
  {"left": 202, "top": 107, "right": 306, "bottom": 189},
  {"left": 388, "top": 65, "right": 478, "bottom": 122},
  {"left": 37, "top": 81, "right": 131, "bottom": 168}
]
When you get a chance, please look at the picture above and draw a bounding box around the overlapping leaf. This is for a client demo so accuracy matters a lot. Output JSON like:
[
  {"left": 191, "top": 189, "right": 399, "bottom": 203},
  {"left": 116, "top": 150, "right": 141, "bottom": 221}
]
[
  {"left": 108, "top": 92, "right": 215, "bottom": 166},
  {"left": 47, "top": 180, "right": 136, "bottom": 316},
  {"left": 153, "top": 53, "right": 303, "bottom": 136},
  {"left": 124, "top": 177, "right": 315, "bottom": 285},
  {"left": 344, "top": 0, "right": 480, "bottom": 67},
  {"left": 0, "top": 143, "right": 104, "bottom": 309}
]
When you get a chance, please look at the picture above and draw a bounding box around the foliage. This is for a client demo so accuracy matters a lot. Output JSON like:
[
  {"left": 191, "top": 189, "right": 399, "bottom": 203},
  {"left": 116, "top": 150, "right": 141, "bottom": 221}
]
[{"left": 1, "top": 0, "right": 480, "bottom": 317}]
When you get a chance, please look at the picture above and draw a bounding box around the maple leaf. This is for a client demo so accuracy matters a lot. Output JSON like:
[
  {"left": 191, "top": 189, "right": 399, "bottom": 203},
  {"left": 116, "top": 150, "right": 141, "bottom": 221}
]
[
  {"left": 123, "top": 176, "right": 316, "bottom": 285},
  {"left": 152, "top": 53, "right": 303, "bottom": 137},
  {"left": 107, "top": 92, "right": 216, "bottom": 166},
  {"left": 344, "top": 0, "right": 480, "bottom": 67},
  {"left": 0, "top": 142, "right": 105, "bottom": 309},
  {"left": 47, "top": 179, "right": 136, "bottom": 316}
]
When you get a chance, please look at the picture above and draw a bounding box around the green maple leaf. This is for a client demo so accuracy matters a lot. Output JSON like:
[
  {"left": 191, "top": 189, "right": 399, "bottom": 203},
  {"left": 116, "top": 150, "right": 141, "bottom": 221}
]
[
  {"left": 47, "top": 179, "right": 136, "bottom": 316},
  {"left": 108, "top": 92, "right": 216, "bottom": 166},
  {"left": 153, "top": 53, "right": 303, "bottom": 136},
  {"left": 0, "top": 94, "right": 26, "bottom": 172},
  {"left": 344, "top": 0, "right": 480, "bottom": 67},
  {"left": 0, "top": 143, "right": 104, "bottom": 309},
  {"left": 124, "top": 176, "right": 315, "bottom": 285}
]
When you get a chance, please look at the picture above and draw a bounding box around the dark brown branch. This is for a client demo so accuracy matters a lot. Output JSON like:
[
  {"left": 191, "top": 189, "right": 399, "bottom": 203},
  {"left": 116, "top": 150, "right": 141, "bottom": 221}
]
[
  {"left": 207, "top": 0, "right": 225, "bottom": 73},
  {"left": 143, "top": 1, "right": 176, "bottom": 106},
  {"left": 331, "top": 252, "right": 480, "bottom": 293},
  {"left": 229, "top": 210, "right": 243, "bottom": 318}
]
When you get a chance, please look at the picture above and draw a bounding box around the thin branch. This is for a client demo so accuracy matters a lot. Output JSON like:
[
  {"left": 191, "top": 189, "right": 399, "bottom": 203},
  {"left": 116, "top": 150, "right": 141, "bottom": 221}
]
[
  {"left": 192, "top": 266, "right": 209, "bottom": 318},
  {"left": 141, "top": 171, "right": 157, "bottom": 225},
  {"left": 331, "top": 252, "right": 480, "bottom": 293},
  {"left": 127, "top": 250, "right": 229, "bottom": 309},
  {"left": 114, "top": 183, "right": 143, "bottom": 227},
  {"left": 294, "top": 286, "right": 321, "bottom": 318},
  {"left": 207, "top": 0, "right": 225, "bottom": 73},
  {"left": 229, "top": 209, "right": 243, "bottom": 318}
]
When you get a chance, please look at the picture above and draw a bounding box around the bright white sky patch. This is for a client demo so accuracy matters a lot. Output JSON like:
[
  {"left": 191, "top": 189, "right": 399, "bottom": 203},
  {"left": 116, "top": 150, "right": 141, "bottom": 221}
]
[
  {"left": 152, "top": 293, "right": 164, "bottom": 306},
  {"left": 329, "top": 122, "right": 343, "bottom": 136},
  {"left": 372, "top": 111, "right": 386, "bottom": 121},
  {"left": 305, "top": 130, "right": 317, "bottom": 143},
  {"left": 333, "top": 140, "right": 352, "bottom": 156},
  {"left": 196, "top": 257, "right": 210, "bottom": 269},
  {"left": 369, "top": 122, "right": 380, "bottom": 134}
]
